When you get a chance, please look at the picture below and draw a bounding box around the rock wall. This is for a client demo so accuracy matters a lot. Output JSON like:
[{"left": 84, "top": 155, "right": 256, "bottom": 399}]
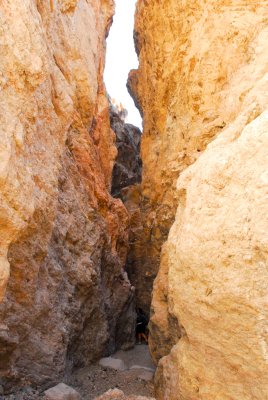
[
  {"left": 132, "top": 0, "right": 268, "bottom": 399},
  {"left": 0, "top": 0, "right": 135, "bottom": 392},
  {"left": 110, "top": 104, "right": 142, "bottom": 198},
  {"left": 109, "top": 105, "right": 147, "bottom": 313}
]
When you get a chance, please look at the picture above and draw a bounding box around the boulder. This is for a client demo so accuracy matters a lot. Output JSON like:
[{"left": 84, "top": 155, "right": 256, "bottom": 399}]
[{"left": 44, "top": 383, "right": 80, "bottom": 400}]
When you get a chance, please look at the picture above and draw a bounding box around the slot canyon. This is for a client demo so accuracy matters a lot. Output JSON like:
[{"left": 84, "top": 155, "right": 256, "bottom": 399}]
[{"left": 1, "top": 1, "right": 268, "bottom": 399}]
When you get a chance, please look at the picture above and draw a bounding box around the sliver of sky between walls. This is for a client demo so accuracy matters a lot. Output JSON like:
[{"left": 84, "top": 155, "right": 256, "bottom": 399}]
[{"left": 104, "top": 0, "right": 142, "bottom": 129}]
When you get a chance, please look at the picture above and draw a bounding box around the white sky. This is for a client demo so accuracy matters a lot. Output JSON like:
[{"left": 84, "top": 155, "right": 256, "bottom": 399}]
[{"left": 104, "top": 0, "right": 142, "bottom": 129}]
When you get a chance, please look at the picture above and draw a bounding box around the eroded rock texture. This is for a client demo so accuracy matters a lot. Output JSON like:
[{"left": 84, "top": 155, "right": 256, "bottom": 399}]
[
  {"left": 95, "top": 388, "right": 155, "bottom": 400},
  {"left": 110, "top": 104, "right": 142, "bottom": 198},
  {"left": 132, "top": 0, "right": 268, "bottom": 399},
  {"left": 0, "top": 0, "right": 135, "bottom": 391},
  {"left": 109, "top": 105, "right": 147, "bottom": 313}
]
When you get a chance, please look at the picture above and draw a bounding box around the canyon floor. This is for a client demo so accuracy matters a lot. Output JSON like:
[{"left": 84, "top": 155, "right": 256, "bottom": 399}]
[
  {"left": 2, "top": 345, "right": 155, "bottom": 399},
  {"left": 70, "top": 345, "right": 155, "bottom": 399}
]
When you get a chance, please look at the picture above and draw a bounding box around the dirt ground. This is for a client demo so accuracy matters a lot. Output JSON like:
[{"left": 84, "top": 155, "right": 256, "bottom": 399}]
[
  {"left": 69, "top": 363, "right": 154, "bottom": 399},
  {"left": 2, "top": 345, "right": 155, "bottom": 399},
  {"left": 68, "top": 345, "right": 155, "bottom": 399}
]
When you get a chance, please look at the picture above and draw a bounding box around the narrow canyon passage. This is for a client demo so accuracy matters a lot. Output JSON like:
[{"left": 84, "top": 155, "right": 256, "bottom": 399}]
[
  {"left": 1, "top": 1, "right": 268, "bottom": 400},
  {"left": 0, "top": 0, "right": 155, "bottom": 399}
]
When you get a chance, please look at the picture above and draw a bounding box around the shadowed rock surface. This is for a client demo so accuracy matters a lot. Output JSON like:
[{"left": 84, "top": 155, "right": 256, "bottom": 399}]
[
  {"left": 110, "top": 105, "right": 148, "bottom": 315},
  {"left": 110, "top": 105, "right": 142, "bottom": 198},
  {"left": 0, "top": 0, "right": 135, "bottom": 393}
]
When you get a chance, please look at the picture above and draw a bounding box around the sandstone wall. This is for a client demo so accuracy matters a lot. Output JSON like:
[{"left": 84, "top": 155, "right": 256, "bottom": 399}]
[
  {"left": 132, "top": 0, "right": 268, "bottom": 399},
  {"left": 128, "top": 0, "right": 238, "bottom": 314},
  {"left": 0, "top": 0, "right": 135, "bottom": 391}
]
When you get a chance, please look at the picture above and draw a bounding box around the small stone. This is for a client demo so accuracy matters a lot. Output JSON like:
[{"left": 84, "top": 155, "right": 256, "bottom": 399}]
[
  {"left": 130, "top": 365, "right": 155, "bottom": 372},
  {"left": 94, "top": 388, "right": 155, "bottom": 399},
  {"left": 99, "top": 357, "right": 127, "bottom": 371},
  {"left": 137, "top": 370, "right": 154, "bottom": 381},
  {"left": 128, "top": 366, "right": 154, "bottom": 382},
  {"left": 94, "top": 389, "right": 124, "bottom": 400},
  {"left": 44, "top": 383, "right": 80, "bottom": 400}
]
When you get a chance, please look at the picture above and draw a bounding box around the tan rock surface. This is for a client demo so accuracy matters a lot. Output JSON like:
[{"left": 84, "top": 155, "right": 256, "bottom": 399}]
[
  {"left": 133, "top": 0, "right": 268, "bottom": 398},
  {"left": 94, "top": 388, "right": 155, "bottom": 400},
  {"left": 157, "top": 111, "right": 268, "bottom": 399},
  {"left": 0, "top": 0, "right": 135, "bottom": 390},
  {"left": 0, "top": 0, "right": 112, "bottom": 301},
  {"left": 129, "top": 0, "right": 254, "bottom": 314}
]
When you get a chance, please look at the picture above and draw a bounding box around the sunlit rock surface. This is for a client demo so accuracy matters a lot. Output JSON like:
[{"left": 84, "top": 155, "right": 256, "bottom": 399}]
[
  {"left": 133, "top": 0, "right": 268, "bottom": 398},
  {"left": 95, "top": 388, "right": 155, "bottom": 400},
  {"left": 0, "top": 0, "right": 135, "bottom": 390}
]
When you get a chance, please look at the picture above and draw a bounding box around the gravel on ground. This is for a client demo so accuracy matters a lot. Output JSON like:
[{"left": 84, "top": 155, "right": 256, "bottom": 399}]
[{"left": 2, "top": 345, "right": 155, "bottom": 400}]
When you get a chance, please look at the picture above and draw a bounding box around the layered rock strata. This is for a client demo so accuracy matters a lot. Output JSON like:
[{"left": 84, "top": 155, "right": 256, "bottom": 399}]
[
  {"left": 0, "top": 0, "right": 135, "bottom": 392},
  {"left": 132, "top": 0, "right": 268, "bottom": 399}
]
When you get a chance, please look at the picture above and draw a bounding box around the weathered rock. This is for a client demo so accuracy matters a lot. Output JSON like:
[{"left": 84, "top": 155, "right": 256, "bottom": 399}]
[
  {"left": 94, "top": 388, "right": 155, "bottom": 400},
  {"left": 133, "top": 0, "right": 268, "bottom": 399},
  {"left": 96, "top": 345, "right": 155, "bottom": 389},
  {"left": 156, "top": 113, "right": 268, "bottom": 400},
  {"left": 95, "top": 389, "right": 125, "bottom": 400},
  {"left": 129, "top": 0, "right": 268, "bottom": 315},
  {"left": 99, "top": 357, "right": 127, "bottom": 372},
  {"left": 109, "top": 105, "right": 146, "bottom": 314},
  {"left": 119, "top": 185, "right": 150, "bottom": 315},
  {"left": 99, "top": 344, "right": 155, "bottom": 377},
  {"left": 0, "top": 0, "right": 135, "bottom": 391},
  {"left": 112, "top": 345, "right": 155, "bottom": 372},
  {"left": 44, "top": 383, "right": 80, "bottom": 400},
  {"left": 148, "top": 244, "right": 181, "bottom": 365},
  {"left": 130, "top": 365, "right": 154, "bottom": 382},
  {"left": 110, "top": 104, "right": 142, "bottom": 197}
]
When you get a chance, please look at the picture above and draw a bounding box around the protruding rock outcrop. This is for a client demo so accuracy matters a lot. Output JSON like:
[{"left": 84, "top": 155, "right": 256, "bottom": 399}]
[
  {"left": 155, "top": 110, "right": 268, "bottom": 400},
  {"left": 132, "top": 0, "right": 268, "bottom": 399},
  {"left": 0, "top": 0, "right": 135, "bottom": 392}
]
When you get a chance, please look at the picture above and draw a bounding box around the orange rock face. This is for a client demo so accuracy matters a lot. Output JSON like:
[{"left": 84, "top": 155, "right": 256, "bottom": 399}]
[
  {"left": 0, "top": 0, "right": 135, "bottom": 389},
  {"left": 133, "top": 0, "right": 268, "bottom": 399}
]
